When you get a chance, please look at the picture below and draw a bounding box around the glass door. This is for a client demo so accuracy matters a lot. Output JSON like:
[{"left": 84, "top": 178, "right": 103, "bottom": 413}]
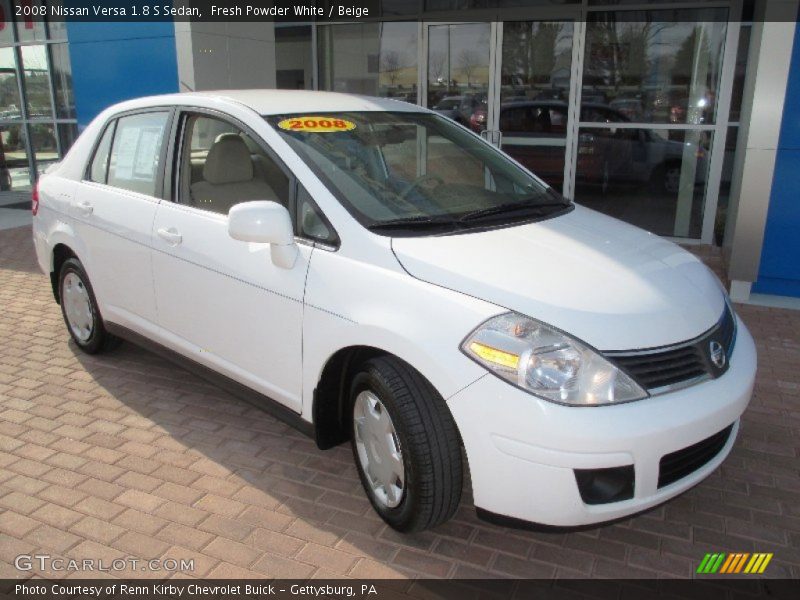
[
  {"left": 494, "top": 21, "right": 577, "bottom": 193},
  {"left": 424, "top": 23, "right": 493, "bottom": 133}
]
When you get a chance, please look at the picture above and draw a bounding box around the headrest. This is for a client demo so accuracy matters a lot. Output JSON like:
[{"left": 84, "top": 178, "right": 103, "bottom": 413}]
[{"left": 203, "top": 135, "right": 253, "bottom": 184}]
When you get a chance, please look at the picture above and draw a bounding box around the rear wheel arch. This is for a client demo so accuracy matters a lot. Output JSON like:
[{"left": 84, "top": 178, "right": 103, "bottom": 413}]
[{"left": 51, "top": 243, "right": 78, "bottom": 303}]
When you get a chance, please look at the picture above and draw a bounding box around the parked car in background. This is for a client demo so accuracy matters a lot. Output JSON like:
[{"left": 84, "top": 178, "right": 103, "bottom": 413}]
[
  {"left": 33, "top": 91, "right": 754, "bottom": 532},
  {"left": 489, "top": 100, "right": 708, "bottom": 194}
]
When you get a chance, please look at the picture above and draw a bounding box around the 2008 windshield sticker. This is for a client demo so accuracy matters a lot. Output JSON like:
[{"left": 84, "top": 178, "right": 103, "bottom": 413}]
[{"left": 277, "top": 117, "right": 356, "bottom": 133}]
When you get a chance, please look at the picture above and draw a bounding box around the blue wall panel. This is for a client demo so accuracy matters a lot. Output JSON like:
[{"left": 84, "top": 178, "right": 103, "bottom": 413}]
[
  {"left": 65, "top": 22, "right": 179, "bottom": 129},
  {"left": 754, "top": 19, "right": 800, "bottom": 298}
]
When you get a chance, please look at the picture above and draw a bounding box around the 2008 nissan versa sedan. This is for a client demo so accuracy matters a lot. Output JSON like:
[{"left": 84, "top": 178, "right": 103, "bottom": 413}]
[{"left": 32, "top": 90, "right": 756, "bottom": 532}]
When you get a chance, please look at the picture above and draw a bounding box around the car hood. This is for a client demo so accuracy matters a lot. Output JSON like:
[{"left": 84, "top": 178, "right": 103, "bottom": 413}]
[{"left": 391, "top": 205, "right": 725, "bottom": 351}]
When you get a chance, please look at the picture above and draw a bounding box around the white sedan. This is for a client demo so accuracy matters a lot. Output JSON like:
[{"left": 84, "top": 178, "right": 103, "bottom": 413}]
[{"left": 32, "top": 90, "right": 756, "bottom": 532}]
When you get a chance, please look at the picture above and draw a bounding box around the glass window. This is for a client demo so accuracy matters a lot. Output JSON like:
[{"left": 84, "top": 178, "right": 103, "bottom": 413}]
[
  {"left": 30, "top": 121, "right": 56, "bottom": 174},
  {"left": 499, "top": 21, "right": 574, "bottom": 190},
  {"left": 319, "top": 22, "right": 418, "bottom": 103},
  {"left": 20, "top": 45, "right": 53, "bottom": 119},
  {"left": 88, "top": 121, "right": 115, "bottom": 184},
  {"left": 427, "top": 23, "right": 490, "bottom": 124},
  {"left": 275, "top": 25, "right": 313, "bottom": 90},
  {"left": 49, "top": 43, "right": 74, "bottom": 119},
  {"left": 57, "top": 121, "right": 77, "bottom": 154},
  {"left": 107, "top": 112, "right": 169, "bottom": 196},
  {"left": 297, "top": 184, "right": 337, "bottom": 244},
  {"left": 0, "top": 123, "right": 30, "bottom": 191},
  {"left": 0, "top": 1, "right": 15, "bottom": 45},
  {"left": 180, "top": 114, "right": 290, "bottom": 215},
  {"left": 583, "top": 11, "right": 727, "bottom": 125},
  {"left": 13, "top": 0, "right": 47, "bottom": 43},
  {"left": 730, "top": 25, "right": 751, "bottom": 123},
  {"left": 0, "top": 47, "right": 22, "bottom": 120},
  {"left": 575, "top": 127, "right": 711, "bottom": 238},
  {"left": 267, "top": 111, "right": 569, "bottom": 236}
]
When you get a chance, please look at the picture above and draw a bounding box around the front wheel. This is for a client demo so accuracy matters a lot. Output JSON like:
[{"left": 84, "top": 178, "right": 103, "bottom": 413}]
[
  {"left": 350, "top": 357, "right": 463, "bottom": 532},
  {"left": 58, "top": 258, "right": 120, "bottom": 354}
]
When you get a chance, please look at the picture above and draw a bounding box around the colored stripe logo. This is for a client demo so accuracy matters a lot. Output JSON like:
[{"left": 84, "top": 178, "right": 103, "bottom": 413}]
[{"left": 697, "top": 552, "right": 773, "bottom": 574}]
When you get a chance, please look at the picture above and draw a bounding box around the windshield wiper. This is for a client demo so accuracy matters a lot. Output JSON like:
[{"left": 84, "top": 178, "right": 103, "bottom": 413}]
[
  {"left": 366, "top": 215, "right": 459, "bottom": 231},
  {"left": 459, "top": 201, "right": 568, "bottom": 223}
]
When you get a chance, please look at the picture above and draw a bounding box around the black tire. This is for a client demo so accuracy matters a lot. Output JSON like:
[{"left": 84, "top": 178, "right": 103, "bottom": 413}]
[
  {"left": 58, "top": 258, "right": 121, "bottom": 354},
  {"left": 349, "top": 356, "right": 462, "bottom": 532}
]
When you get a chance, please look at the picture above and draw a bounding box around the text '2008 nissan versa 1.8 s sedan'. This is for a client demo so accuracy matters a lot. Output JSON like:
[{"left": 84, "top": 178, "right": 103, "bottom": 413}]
[{"left": 32, "top": 91, "right": 756, "bottom": 532}]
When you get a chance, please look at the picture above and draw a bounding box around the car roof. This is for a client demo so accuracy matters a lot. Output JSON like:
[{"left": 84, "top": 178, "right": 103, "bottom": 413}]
[{"left": 110, "top": 89, "right": 429, "bottom": 116}]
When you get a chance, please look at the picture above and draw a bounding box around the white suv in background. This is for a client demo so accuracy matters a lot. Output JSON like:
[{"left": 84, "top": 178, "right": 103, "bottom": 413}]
[{"left": 32, "top": 91, "right": 756, "bottom": 532}]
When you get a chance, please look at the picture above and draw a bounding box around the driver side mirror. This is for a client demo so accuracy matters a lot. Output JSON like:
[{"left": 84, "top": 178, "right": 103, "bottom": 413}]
[{"left": 228, "top": 201, "right": 298, "bottom": 269}]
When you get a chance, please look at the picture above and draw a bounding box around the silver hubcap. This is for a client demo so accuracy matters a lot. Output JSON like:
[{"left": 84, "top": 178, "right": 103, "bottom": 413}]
[
  {"left": 62, "top": 272, "right": 93, "bottom": 342},
  {"left": 353, "top": 390, "right": 405, "bottom": 508}
]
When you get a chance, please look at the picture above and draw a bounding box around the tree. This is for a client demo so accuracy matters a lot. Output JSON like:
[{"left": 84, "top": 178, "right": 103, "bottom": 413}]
[
  {"left": 457, "top": 49, "right": 482, "bottom": 87},
  {"left": 380, "top": 50, "right": 403, "bottom": 86}
]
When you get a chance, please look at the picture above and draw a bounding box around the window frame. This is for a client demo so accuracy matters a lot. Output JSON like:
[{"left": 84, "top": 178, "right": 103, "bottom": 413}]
[
  {"left": 166, "top": 106, "right": 339, "bottom": 250},
  {"left": 82, "top": 106, "right": 175, "bottom": 200}
]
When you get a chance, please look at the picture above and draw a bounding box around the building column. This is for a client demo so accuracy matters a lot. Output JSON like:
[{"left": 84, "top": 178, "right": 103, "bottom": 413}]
[
  {"left": 725, "top": 0, "right": 799, "bottom": 301},
  {"left": 173, "top": 21, "right": 277, "bottom": 92}
]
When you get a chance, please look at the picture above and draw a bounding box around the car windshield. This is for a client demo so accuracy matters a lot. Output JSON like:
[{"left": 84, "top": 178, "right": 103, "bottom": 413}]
[{"left": 265, "top": 111, "right": 570, "bottom": 235}]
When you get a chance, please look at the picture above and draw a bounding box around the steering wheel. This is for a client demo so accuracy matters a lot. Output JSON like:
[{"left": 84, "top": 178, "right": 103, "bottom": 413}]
[{"left": 399, "top": 174, "right": 445, "bottom": 200}]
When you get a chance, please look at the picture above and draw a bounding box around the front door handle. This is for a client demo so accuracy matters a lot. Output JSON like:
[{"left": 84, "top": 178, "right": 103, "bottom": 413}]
[
  {"left": 75, "top": 201, "right": 93, "bottom": 216},
  {"left": 157, "top": 227, "right": 182, "bottom": 246}
]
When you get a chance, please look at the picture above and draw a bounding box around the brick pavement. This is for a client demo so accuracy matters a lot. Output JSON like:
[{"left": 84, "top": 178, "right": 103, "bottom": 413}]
[{"left": 0, "top": 224, "right": 798, "bottom": 579}]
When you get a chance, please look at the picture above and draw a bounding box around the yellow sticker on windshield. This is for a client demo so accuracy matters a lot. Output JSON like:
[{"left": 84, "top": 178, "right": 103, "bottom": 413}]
[{"left": 277, "top": 116, "right": 356, "bottom": 133}]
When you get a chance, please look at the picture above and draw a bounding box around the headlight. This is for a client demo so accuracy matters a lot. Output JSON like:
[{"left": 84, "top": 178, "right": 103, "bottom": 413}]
[{"left": 461, "top": 313, "right": 648, "bottom": 406}]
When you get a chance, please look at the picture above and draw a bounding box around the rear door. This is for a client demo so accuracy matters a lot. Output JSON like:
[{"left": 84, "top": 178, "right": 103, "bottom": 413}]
[
  {"left": 150, "top": 109, "right": 311, "bottom": 411},
  {"left": 70, "top": 109, "right": 172, "bottom": 328}
]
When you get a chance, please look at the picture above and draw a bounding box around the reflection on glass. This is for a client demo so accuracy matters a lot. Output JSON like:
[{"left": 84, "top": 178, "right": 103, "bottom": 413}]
[
  {"left": 575, "top": 127, "right": 711, "bottom": 238},
  {"left": 319, "top": 22, "right": 418, "bottom": 102},
  {"left": 583, "top": 11, "right": 726, "bottom": 125},
  {"left": 276, "top": 26, "right": 312, "bottom": 90},
  {"left": 30, "top": 121, "right": 56, "bottom": 175},
  {"left": 20, "top": 45, "right": 52, "bottom": 119},
  {"left": 58, "top": 122, "right": 78, "bottom": 155},
  {"left": 500, "top": 21, "right": 573, "bottom": 189},
  {"left": 49, "top": 43, "right": 74, "bottom": 119},
  {"left": 13, "top": 0, "right": 47, "bottom": 43},
  {"left": 0, "top": 123, "right": 30, "bottom": 191},
  {"left": 427, "top": 23, "right": 490, "bottom": 130},
  {"left": 0, "top": 47, "right": 22, "bottom": 120},
  {"left": 47, "top": 0, "right": 68, "bottom": 40},
  {"left": 730, "top": 25, "right": 750, "bottom": 122},
  {"left": 0, "top": 0, "right": 14, "bottom": 45}
]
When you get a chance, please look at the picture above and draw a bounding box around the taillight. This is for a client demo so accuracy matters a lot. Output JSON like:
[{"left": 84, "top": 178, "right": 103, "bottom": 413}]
[{"left": 32, "top": 181, "right": 39, "bottom": 216}]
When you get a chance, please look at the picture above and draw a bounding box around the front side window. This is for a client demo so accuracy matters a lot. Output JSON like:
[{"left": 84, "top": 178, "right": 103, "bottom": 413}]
[
  {"left": 107, "top": 112, "right": 169, "bottom": 196},
  {"left": 178, "top": 114, "right": 289, "bottom": 216},
  {"left": 266, "top": 111, "right": 570, "bottom": 236}
]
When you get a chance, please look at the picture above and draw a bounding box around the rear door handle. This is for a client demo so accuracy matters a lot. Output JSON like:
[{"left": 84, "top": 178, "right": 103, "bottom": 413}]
[
  {"left": 157, "top": 227, "right": 182, "bottom": 246},
  {"left": 75, "top": 201, "right": 93, "bottom": 216}
]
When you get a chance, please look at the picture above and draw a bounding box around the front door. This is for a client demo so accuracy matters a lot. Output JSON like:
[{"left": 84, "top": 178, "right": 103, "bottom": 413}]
[{"left": 151, "top": 111, "right": 309, "bottom": 411}]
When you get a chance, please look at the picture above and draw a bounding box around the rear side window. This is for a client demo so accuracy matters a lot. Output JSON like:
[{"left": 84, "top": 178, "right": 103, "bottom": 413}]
[
  {"left": 89, "top": 122, "right": 115, "bottom": 183},
  {"left": 107, "top": 112, "right": 169, "bottom": 196}
]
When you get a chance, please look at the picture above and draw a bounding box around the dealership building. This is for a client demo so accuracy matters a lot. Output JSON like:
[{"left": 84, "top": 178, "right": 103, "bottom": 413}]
[{"left": 0, "top": 0, "right": 799, "bottom": 303}]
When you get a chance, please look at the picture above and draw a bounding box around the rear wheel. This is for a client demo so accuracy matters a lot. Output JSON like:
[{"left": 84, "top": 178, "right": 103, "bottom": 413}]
[
  {"left": 350, "top": 356, "right": 462, "bottom": 532},
  {"left": 58, "top": 258, "right": 120, "bottom": 354}
]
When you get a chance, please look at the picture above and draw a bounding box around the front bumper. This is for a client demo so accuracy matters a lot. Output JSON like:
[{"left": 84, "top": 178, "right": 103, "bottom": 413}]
[{"left": 447, "top": 316, "right": 757, "bottom": 527}]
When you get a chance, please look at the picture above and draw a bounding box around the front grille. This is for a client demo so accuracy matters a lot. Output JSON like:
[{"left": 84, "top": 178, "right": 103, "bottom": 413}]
[
  {"left": 658, "top": 424, "right": 734, "bottom": 488},
  {"left": 606, "top": 304, "right": 736, "bottom": 393}
]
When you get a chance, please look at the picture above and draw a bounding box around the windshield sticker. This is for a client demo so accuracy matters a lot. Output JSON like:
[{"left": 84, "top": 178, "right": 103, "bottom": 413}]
[{"left": 277, "top": 117, "right": 356, "bottom": 133}]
